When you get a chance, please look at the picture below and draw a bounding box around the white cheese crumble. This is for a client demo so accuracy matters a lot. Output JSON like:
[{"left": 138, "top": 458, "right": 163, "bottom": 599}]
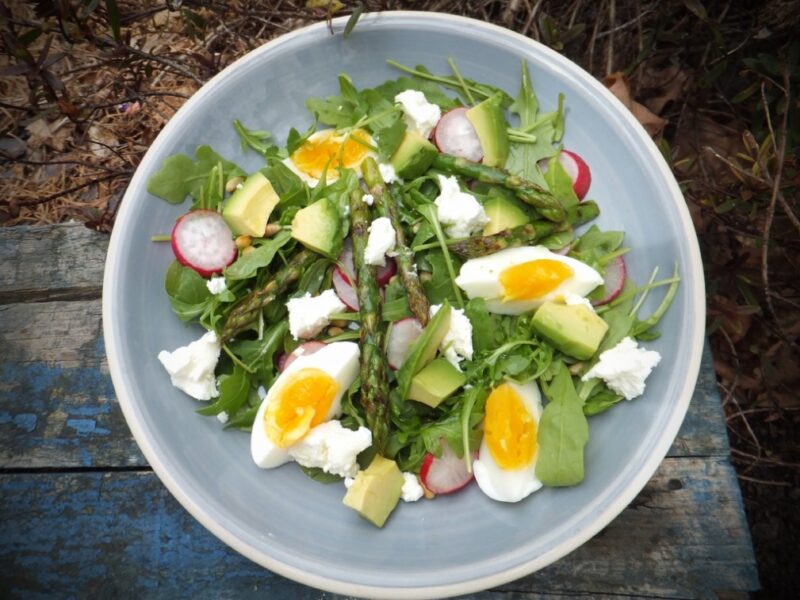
[
  {"left": 430, "top": 303, "right": 474, "bottom": 369},
  {"left": 364, "top": 217, "right": 397, "bottom": 267},
  {"left": 434, "top": 174, "right": 490, "bottom": 238},
  {"left": 581, "top": 337, "right": 662, "bottom": 400},
  {"left": 216, "top": 411, "right": 229, "bottom": 424},
  {"left": 158, "top": 331, "right": 221, "bottom": 401},
  {"left": 344, "top": 476, "right": 355, "bottom": 489},
  {"left": 401, "top": 472, "right": 424, "bottom": 502},
  {"left": 257, "top": 385, "right": 267, "bottom": 400},
  {"left": 378, "top": 162, "right": 399, "bottom": 184},
  {"left": 563, "top": 292, "right": 595, "bottom": 312},
  {"left": 394, "top": 89, "right": 441, "bottom": 139},
  {"left": 206, "top": 275, "right": 227, "bottom": 295},
  {"left": 288, "top": 421, "right": 372, "bottom": 478},
  {"left": 286, "top": 289, "right": 346, "bottom": 340},
  {"left": 362, "top": 193, "right": 375, "bottom": 206}
]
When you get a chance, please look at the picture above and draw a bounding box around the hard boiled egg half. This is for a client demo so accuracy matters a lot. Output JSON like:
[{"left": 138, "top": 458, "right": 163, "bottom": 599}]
[
  {"left": 455, "top": 246, "right": 603, "bottom": 315},
  {"left": 282, "top": 128, "right": 376, "bottom": 186},
  {"left": 473, "top": 380, "right": 543, "bottom": 503},
  {"left": 251, "top": 341, "right": 359, "bottom": 468}
]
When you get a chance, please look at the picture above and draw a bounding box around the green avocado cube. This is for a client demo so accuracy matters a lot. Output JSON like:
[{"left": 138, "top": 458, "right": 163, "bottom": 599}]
[
  {"left": 407, "top": 358, "right": 467, "bottom": 408},
  {"left": 531, "top": 301, "right": 609, "bottom": 360}
]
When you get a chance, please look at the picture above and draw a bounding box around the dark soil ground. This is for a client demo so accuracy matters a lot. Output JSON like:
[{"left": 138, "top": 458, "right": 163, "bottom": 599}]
[{"left": 1, "top": 1, "right": 798, "bottom": 597}]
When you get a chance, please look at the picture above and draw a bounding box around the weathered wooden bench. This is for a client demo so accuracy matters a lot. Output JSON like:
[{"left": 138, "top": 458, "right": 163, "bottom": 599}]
[{"left": 0, "top": 223, "right": 759, "bottom": 598}]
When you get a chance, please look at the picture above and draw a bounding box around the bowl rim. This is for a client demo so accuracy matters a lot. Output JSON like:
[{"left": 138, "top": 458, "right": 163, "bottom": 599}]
[{"left": 103, "top": 10, "right": 706, "bottom": 599}]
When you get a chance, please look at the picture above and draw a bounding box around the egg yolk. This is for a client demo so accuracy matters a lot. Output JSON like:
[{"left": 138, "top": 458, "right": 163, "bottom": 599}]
[
  {"left": 290, "top": 129, "right": 372, "bottom": 179},
  {"left": 264, "top": 368, "right": 339, "bottom": 448},
  {"left": 484, "top": 383, "right": 537, "bottom": 470},
  {"left": 499, "top": 259, "right": 573, "bottom": 301}
]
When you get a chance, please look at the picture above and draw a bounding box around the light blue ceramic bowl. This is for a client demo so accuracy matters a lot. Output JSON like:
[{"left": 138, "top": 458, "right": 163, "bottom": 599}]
[{"left": 103, "top": 12, "right": 705, "bottom": 599}]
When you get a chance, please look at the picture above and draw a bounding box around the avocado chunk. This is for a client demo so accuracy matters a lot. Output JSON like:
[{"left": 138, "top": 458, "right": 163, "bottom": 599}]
[
  {"left": 483, "top": 195, "right": 530, "bottom": 235},
  {"left": 222, "top": 172, "right": 281, "bottom": 237},
  {"left": 396, "top": 302, "right": 452, "bottom": 400},
  {"left": 342, "top": 455, "right": 404, "bottom": 528},
  {"left": 290, "top": 197, "right": 341, "bottom": 257},
  {"left": 407, "top": 358, "right": 466, "bottom": 408},
  {"left": 466, "top": 95, "right": 510, "bottom": 168},
  {"left": 389, "top": 130, "right": 438, "bottom": 179},
  {"left": 531, "top": 301, "right": 609, "bottom": 360}
]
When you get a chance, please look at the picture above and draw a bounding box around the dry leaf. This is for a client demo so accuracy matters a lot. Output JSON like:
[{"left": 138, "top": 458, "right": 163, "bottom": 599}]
[
  {"left": 88, "top": 124, "right": 119, "bottom": 160},
  {"left": 602, "top": 72, "right": 667, "bottom": 137},
  {"left": 25, "top": 117, "right": 73, "bottom": 151}
]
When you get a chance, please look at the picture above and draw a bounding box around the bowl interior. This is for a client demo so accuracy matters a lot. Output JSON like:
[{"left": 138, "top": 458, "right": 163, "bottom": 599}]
[{"left": 104, "top": 12, "right": 704, "bottom": 597}]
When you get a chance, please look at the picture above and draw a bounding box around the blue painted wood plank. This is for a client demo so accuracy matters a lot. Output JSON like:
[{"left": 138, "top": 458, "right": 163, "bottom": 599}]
[{"left": 0, "top": 458, "right": 758, "bottom": 599}]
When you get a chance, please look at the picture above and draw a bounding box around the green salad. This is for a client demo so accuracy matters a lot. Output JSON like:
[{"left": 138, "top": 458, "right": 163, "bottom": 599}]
[{"left": 150, "top": 58, "right": 679, "bottom": 527}]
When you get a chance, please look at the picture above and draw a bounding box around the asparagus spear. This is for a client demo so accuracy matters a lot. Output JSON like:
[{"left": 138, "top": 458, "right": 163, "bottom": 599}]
[
  {"left": 361, "top": 158, "right": 430, "bottom": 326},
  {"left": 349, "top": 188, "right": 391, "bottom": 455},
  {"left": 219, "top": 249, "right": 314, "bottom": 341},
  {"left": 432, "top": 153, "right": 566, "bottom": 222},
  {"left": 449, "top": 200, "right": 600, "bottom": 259}
]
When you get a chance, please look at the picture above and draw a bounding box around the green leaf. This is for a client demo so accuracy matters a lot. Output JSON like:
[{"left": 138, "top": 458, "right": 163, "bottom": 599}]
[
  {"left": 164, "top": 260, "right": 213, "bottom": 320},
  {"left": 224, "top": 230, "right": 293, "bottom": 280},
  {"left": 543, "top": 150, "right": 579, "bottom": 209},
  {"left": 416, "top": 201, "right": 464, "bottom": 308},
  {"left": 233, "top": 119, "right": 276, "bottom": 157},
  {"left": 373, "top": 117, "right": 406, "bottom": 160},
  {"left": 509, "top": 59, "right": 539, "bottom": 127},
  {"left": 373, "top": 75, "right": 460, "bottom": 111},
  {"left": 300, "top": 466, "right": 343, "bottom": 483},
  {"left": 583, "top": 388, "right": 624, "bottom": 416},
  {"left": 396, "top": 302, "right": 452, "bottom": 400},
  {"left": 535, "top": 364, "right": 589, "bottom": 486},
  {"left": 464, "top": 298, "right": 495, "bottom": 353},
  {"left": 196, "top": 364, "right": 250, "bottom": 416},
  {"left": 105, "top": 0, "right": 121, "bottom": 43},
  {"left": 146, "top": 154, "right": 198, "bottom": 203},
  {"left": 261, "top": 160, "right": 308, "bottom": 207},
  {"left": 343, "top": 4, "right": 364, "bottom": 39}
]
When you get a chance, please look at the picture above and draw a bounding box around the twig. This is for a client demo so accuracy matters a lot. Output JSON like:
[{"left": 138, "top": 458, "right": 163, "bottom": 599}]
[
  {"left": 108, "top": 39, "right": 205, "bottom": 85},
  {"left": 606, "top": 0, "right": 616, "bottom": 74},
  {"left": 3, "top": 171, "right": 132, "bottom": 207},
  {"left": 521, "top": 0, "right": 544, "bottom": 39},
  {"left": 737, "top": 474, "right": 791, "bottom": 487},
  {"left": 731, "top": 448, "right": 800, "bottom": 469},
  {"left": 596, "top": 6, "right": 655, "bottom": 38}
]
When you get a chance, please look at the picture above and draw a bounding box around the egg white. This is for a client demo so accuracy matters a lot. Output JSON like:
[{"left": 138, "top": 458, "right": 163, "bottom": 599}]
[
  {"left": 454, "top": 246, "right": 603, "bottom": 315},
  {"left": 281, "top": 129, "right": 377, "bottom": 187},
  {"left": 250, "top": 341, "right": 360, "bottom": 468},
  {"left": 473, "top": 380, "right": 544, "bottom": 503}
]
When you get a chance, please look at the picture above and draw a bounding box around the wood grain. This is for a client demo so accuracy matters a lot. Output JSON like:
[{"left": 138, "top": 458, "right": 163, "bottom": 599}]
[
  {"left": 0, "top": 459, "right": 758, "bottom": 599},
  {"left": 0, "top": 223, "right": 107, "bottom": 304}
]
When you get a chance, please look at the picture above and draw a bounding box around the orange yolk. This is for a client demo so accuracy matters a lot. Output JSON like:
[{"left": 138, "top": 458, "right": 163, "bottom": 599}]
[
  {"left": 484, "top": 383, "right": 537, "bottom": 470},
  {"left": 499, "top": 259, "right": 573, "bottom": 301},
  {"left": 264, "top": 368, "right": 339, "bottom": 448},
  {"left": 290, "top": 129, "right": 372, "bottom": 179}
]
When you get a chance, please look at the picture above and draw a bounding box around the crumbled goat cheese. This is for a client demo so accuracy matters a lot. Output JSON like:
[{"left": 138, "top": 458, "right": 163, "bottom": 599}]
[
  {"left": 216, "top": 411, "right": 229, "bottom": 424},
  {"left": 344, "top": 476, "right": 355, "bottom": 489},
  {"left": 581, "top": 337, "right": 662, "bottom": 400},
  {"left": 257, "top": 385, "right": 267, "bottom": 400},
  {"left": 286, "top": 290, "right": 346, "bottom": 340},
  {"left": 288, "top": 421, "right": 372, "bottom": 478},
  {"left": 563, "top": 292, "right": 595, "bottom": 312},
  {"left": 158, "top": 331, "right": 221, "bottom": 401},
  {"left": 206, "top": 275, "right": 227, "bottom": 295},
  {"left": 379, "top": 163, "right": 399, "bottom": 184},
  {"left": 434, "top": 175, "right": 490, "bottom": 238},
  {"left": 362, "top": 193, "right": 375, "bottom": 206},
  {"left": 401, "top": 472, "right": 424, "bottom": 502},
  {"left": 364, "top": 217, "right": 397, "bottom": 267},
  {"left": 430, "top": 303, "right": 474, "bottom": 368},
  {"left": 394, "top": 90, "right": 441, "bottom": 139}
]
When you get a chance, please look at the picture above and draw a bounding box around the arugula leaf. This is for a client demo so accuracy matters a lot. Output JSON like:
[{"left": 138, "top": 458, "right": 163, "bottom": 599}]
[
  {"left": 196, "top": 363, "right": 250, "bottom": 416},
  {"left": 373, "top": 75, "right": 460, "bottom": 111},
  {"left": 147, "top": 146, "right": 245, "bottom": 205},
  {"left": 420, "top": 250, "right": 459, "bottom": 306},
  {"left": 224, "top": 230, "right": 293, "bottom": 280},
  {"left": 164, "top": 261, "right": 213, "bottom": 321},
  {"left": 305, "top": 74, "right": 368, "bottom": 129},
  {"left": 286, "top": 116, "right": 319, "bottom": 155},
  {"left": 543, "top": 150, "right": 579, "bottom": 209},
  {"left": 583, "top": 388, "right": 624, "bottom": 416},
  {"left": 395, "top": 302, "right": 452, "bottom": 400},
  {"left": 416, "top": 201, "right": 464, "bottom": 308},
  {"left": 535, "top": 364, "right": 589, "bottom": 486},
  {"left": 233, "top": 119, "right": 277, "bottom": 157},
  {"left": 261, "top": 160, "right": 308, "bottom": 208},
  {"left": 464, "top": 298, "right": 495, "bottom": 354},
  {"left": 300, "top": 466, "right": 343, "bottom": 484},
  {"left": 373, "top": 117, "right": 406, "bottom": 160}
]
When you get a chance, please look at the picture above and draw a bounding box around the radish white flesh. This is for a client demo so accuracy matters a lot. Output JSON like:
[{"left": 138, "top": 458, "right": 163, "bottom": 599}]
[
  {"left": 433, "top": 107, "right": 483, "bottom": 162},
  {"left": 540, "top": 149, "right": 592, "bottom": 200},
  {"left": 335, "top": 239, "right": 356, "bottom": 285},
  {"left": 593, "top": 256, "right": 626, "bottom": 306},
  {"left": 386, "top": 317, "right": 424, "bottom": 370},
  {"left": 278, "top": 341, "right": 326, "bottom": 372},
  {"left": 419, "top": 440, "right": 477, "bottom": 495},
  {"left": 171, "top": 210, "right": 237, "bottom": 277},
  {"left": 332, "top": 268, "right": 359, "bottom": 310},
  {"left": 376, "top": 258, "right": 397, "bottom": 286}
]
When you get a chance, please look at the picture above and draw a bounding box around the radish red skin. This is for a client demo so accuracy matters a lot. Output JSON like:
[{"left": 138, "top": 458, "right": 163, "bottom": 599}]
[
  {"left": 561, "top": 150, "right": 591, "bottom": 200},
  {"left": 332, "top": 268, "right": 359, "bottom": 310},
  {"left": 278, "top": 341, "right": 327, "bottom": 372},
  {"left": 593, "top": 255, "right": 627, "bottom": 306},
  {"left": 171, "top": 210, "right": 237, "bottom": 278},
  {"left": 419, "top": 441, "right": 478, "bottom": 495}
]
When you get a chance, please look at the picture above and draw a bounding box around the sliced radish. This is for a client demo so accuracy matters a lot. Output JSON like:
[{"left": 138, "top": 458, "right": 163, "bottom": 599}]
[
  {"left": 433, "top": 107, "right": 483, "bottom": 162},
  {"left": 171, "top": 210, "right": 237, "bottom": 277},
  {"left": 332, "top": 268, "right": 359, "bottom": 310},
  {"left": 335, "top": 239, "right": 357, "bottom": 285},
  {"left": 278, "top": 341, "right": 326, "bottom": 372},
  {"left": 376, "top": 258, "right": 397, "bottom": 286},
  {"left": 554, "top": 243, "right": 573, "bottom": 256},
  {"left": 419, "top": 439, "right": 477, "bottom": 495},
  {"left": 386, "top": 317, "right": 424, "bottom": 370},
  {"left": 593, "top": 255, "right": 626, "bottom": 306},
  {"left": 540, "top": 149, "right": 592, "bottom": 200}
]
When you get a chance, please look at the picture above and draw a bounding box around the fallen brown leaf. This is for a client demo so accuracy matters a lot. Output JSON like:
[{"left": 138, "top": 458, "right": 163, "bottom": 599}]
[{"left": 603, "top": 71, "right": 667, "bottom": 137}]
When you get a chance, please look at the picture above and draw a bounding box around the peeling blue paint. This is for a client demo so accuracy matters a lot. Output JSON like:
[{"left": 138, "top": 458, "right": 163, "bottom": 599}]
[
  {"left": 66, "top": 418, "right": 111, "bottom": 436},
  {"left": 0, "top": 411, "right": 38, "bottom": 432}
]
